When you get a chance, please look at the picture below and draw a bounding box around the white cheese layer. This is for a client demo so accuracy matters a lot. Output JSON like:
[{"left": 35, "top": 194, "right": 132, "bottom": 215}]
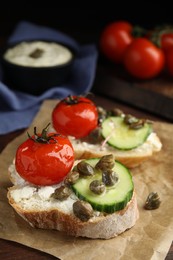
[{"left": 69, "top": 132, "right": 162, "bottom": 155}]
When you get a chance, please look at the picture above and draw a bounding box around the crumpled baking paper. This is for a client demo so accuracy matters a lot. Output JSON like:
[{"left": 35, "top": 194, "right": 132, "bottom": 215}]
[{"left": 0, "top": 99, "right": 173, "bottom": 260}]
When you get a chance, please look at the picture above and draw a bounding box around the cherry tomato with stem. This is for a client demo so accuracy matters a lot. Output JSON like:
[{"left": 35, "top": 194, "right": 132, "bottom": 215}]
[
  {"left": 15, "top": 123, "right": 74, "bottom": 186},
  {"left": 148, "top": 25, "right": 173, "bottom": 52},
  {"left": 52, "top": 95, "right": 98, "bottom": 139}
]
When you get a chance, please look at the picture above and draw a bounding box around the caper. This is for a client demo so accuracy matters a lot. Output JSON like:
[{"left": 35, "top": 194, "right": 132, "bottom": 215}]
[
  {"left": 64, "top": 171, "right": 79, "bottom": 186},
  {"left": 29, "top": 48, "right": 44, "bottom": 59},
  {"left": 108, "top": 108, "right": 124, "bottom": 117},
  {"left": 124, "top": 114, "right": 139, "bottom": 125},
  {"left": 77, "top": 161, "right": 95, "bottom": 176},
  {"left": 102, "top": 169, "right": 119, "bottom": 186},
  {"left": 144, "top": 192, "right": 161, "bottom": 210},
  {"left": 73, "top": 200, "right": 93, "bottom": 221},
  {"left": 129, "top": 119, "right": 145, "bottom": 129},
  {"left": 95, "top": 154, "right": 115, "bottom": 171},
  {"left": 97, "top": 106, "right": 107, "bottom": 123},
  {"left": 89, "top": 180, "right": 106, "bottom": 195},
  {"left": 52, "top": 185, "right": 71, "bottom": 200},
  {"left": 88, "top": 127, "right": 103, "bottom": 143}
]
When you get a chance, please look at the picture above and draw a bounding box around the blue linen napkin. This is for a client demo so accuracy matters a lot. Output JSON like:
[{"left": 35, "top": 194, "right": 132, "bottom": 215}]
[{"left": 0, "top": 21, "right": 98, "bottom": 134}]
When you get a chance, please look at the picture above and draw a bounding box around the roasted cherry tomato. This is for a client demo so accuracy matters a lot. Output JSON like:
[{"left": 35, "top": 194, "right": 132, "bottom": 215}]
[
  {"left": 52, "top": 95, "right": 98, "bottom": 139},
  {"left": 100, "top": 21, "right": 134, "bottom": 63},
  {"left": 15, "top": 124, "right": 74, "bottom": 186},
  {"left": 123, "top": 38, "right": 165, "bottom": 79}
]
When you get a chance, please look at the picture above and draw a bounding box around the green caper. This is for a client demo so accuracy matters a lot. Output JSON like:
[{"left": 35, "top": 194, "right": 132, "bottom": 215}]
[
  {"left": 102, "top": 169, "right": 119, "bottom": 186},
  {"left": 144, "top": 192, "right": 161, "bottom": 210},
  {"left": 29, "top": 48, "right": 44, "bottom": 59},
  {"left": 77, "top": 161, "right": 95, "bottom": 176},
  {"left": 88, "top": 127, "right": 103, "bottom": 143},
  {"left": 97, "top": 106, "right": 107, "bottom": 124},
  {"left": 89, "top": 180, "right": 106, "bottom": 195},
  {"left": 108, "top": 108, "right": 124, "bottom": 117},
  {"left": 64, "top": 171, "right": 79, "bottom": 186},
  {"left": 52, "top": 185, "right": 71, "bottom": 200},
  {"left": 129, "top": 119, "right": 145, "bottom": 129},
  {"left": 73, "top": 200, "right": 93, "bottom": 221},
  {"left": 95, "top": 154, "right": 115, "bottom": 171},
  {"left": 124, "top": 114, "right": 139, "bottom": 125}
]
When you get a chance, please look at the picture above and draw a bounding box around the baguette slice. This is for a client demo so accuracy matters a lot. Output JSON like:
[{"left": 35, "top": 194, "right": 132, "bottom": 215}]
[
  {"left": 7, "top": 163, "right": 139, "bottom": 239},
  {"left": 68, "top": 132, "right": 162, "bottom": 168}
]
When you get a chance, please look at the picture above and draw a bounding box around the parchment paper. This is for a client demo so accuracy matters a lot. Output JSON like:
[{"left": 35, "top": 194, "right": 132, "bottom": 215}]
[{"left": 0, "top": 100, "right": 173, "bottom": 260}]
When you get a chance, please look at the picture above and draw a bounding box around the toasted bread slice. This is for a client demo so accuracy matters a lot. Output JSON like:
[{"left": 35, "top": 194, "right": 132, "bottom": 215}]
[
  {"left": 7, "top": 185, "right": 138, "bottom": 239},
  {"left": 7, "top": 162, "right": 139, "bottom": 239}
]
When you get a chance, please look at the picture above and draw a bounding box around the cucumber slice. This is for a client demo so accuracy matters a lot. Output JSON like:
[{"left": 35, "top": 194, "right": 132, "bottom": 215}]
[
  {"left": 101, "top": 116, "right": 152, "bottom": 150},
  {"left": 72, "top": 158, "right": 134, "bottom": 213}
]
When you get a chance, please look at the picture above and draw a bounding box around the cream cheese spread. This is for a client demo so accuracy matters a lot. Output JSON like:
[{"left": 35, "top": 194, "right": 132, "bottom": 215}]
[
  {"left": 69, "top": 132, "right": 162, "bottom": 155},
  {"left": 9, "top": 161, "right": 101, "bottom": 216},
  {"left": 4, "top": 41, "right": 73, "bottom": 67}
]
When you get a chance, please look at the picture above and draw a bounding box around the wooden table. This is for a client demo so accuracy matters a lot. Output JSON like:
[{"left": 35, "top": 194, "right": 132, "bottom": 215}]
[{"left": 1, "top": 46, "right": 173, "bottom": 259}]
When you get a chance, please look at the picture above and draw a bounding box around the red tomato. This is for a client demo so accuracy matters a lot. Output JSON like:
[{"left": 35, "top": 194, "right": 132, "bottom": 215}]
[
  {"left": 52, "top": 95, "right": 98, "bottom": 139},
  {"left": 123, "top": 38, "right": 165, "bottom": 79},
  {"left": 165, "top": 47, "right": 173, "bottom": 76},
  {"left": 161, "top": 33, "right": 173, "bottom": 52},
  {"left": 146, "top": 26, "right": 173, "bottom": 52},
  {"left": 15, "top": 124, "right": 74, "bottom": 186},
  {"left": 100, "top": 21, "right": 133, "bottom": 63}
]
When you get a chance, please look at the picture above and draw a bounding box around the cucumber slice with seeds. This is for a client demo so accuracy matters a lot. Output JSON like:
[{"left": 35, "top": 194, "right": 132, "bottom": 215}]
[
  {"left": 72, "top": 158, "right": 134, "bottom": 213},
  {"left": 101, "top": 116, "right": 152, "bottom": 150}
]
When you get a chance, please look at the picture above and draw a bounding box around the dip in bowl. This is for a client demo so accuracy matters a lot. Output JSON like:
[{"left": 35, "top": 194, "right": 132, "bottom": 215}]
[{"left": 1, "top": 40, "right": 75, "bottom": 95}]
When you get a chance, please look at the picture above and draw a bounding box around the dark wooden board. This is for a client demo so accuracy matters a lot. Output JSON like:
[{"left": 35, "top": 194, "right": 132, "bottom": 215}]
[{"left": 93, "top": 62, "right": 173, "bottom": 122}]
